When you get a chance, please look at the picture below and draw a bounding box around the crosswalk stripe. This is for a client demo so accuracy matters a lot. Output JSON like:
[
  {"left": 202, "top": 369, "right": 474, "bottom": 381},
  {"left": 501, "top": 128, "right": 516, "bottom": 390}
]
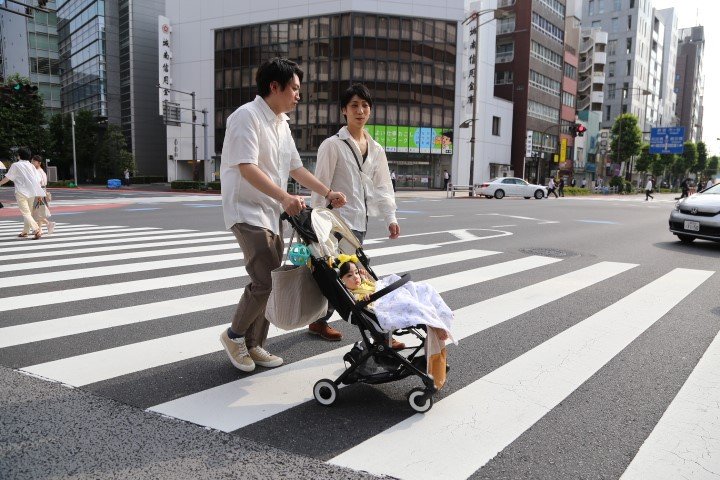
[
  {"left": 2, "top": 243, "right": 241, "bottom": 273},
  {"left": 0, "top": 244, "right": 473, "bottom": 347},
  {"left": 18, "top": 249, "right": 499, "bottom": 385},
  {"left": 0, "top": 252, "right": 246, "bottom": 288},
  {"left": 0, "top": 235, "right": 236, "bottom": 262},
  {"left": 329, "top": 268, "right": 713, "bottom": 480},
  {"left": 146, "top": 261, "right": 628, "bottom": 433},
  {"left": 0, "top": 225, "right": 143, "bottom": 236},
  {"left": 0, "top": 229, "right": 198, "bottom": 253},
  {"left": 0, "top": 231, "right": 233, "bottom": 258},
  {"left": 0, "top": 226, "right": 160, "bottom": 242},
  {"left": 620, "top": 328, "right": 720, "bottom": 480}
]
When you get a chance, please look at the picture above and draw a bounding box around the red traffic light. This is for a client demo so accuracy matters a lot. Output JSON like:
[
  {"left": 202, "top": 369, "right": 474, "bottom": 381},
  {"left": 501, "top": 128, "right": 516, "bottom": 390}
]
[{"left": 576, "top": 124, "right": 587, "bottom": 137}]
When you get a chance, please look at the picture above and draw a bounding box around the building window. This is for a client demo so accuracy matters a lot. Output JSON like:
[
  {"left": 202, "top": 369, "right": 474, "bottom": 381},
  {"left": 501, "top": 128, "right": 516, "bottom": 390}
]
[
  {"left": 592, "top": 20, "right": 601, "bottom": 28},
  {"left": 564, "top": 62, "right": 577, "bottom": 79},
  {"left": 588, "top": 0, "right": 595, "bottom": 15},
  {"left": 611, "top": 17, "right": 619, "bottom": 33},
  {"left": 605, "top": 105, "right": 611, "bottom": 121},
  {"left": 528, "top": 100, "right": 560, "bottom": 122},
  {"left": 626, "top": 59, "right": 632, "bottom": 75},
  {"left": 492, "top": 116, "right": 501, "bottom": 136},
  {"left": 530, "top": 41, "right": 563, "bottom": 69},
  {"left": 538, "top": 0, "right": 565, "bottom": 17},
  {"left": 562, "top": 91, "right": 576, "bottom": 108},
  {"left": 607, "top": 39, "right": 617, "bottom": 55},
  {"left": 496, "top": 42, "right": 514, "bottom": 63},
  {"left": 614, "top": 0, "right": 621, "bottom": 10},
  {"left": 608, "top": 61, "right": 615, "bottom": 77},
  {"left": 626, "top": 38, "right": 632, "bottom": 54},
  {"left": 607, "top": 83, "right": 616, "bottom": 99},
  {"left": 598, "top": 0, "right": 605, "bottom": 13},
  {"left": 529, "top": 70, "right": 561, "bottom": 96},
  {"left": 494, "top": 70, "right": 514, "bottom": 84},
  {"left": 531, "top": 12, "right": 564, "bottom": 44},
  {"left": 628, "top": 15, "right": 632, "bottom": 30}
]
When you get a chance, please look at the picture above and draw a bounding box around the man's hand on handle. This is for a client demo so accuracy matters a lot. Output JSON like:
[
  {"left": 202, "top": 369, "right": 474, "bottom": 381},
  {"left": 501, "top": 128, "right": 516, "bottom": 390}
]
[
  {"left": 281, "top": 194, "right": 306, "bottom": 216},
  {"left": 327, "top": 191, "right": 347, "bottom": 208}
]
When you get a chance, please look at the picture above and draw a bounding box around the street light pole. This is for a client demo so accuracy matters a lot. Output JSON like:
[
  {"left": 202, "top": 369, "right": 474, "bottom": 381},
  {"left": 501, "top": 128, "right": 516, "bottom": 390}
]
[{"left": 70, "top": 111, "right": 78, "bottom": 186}]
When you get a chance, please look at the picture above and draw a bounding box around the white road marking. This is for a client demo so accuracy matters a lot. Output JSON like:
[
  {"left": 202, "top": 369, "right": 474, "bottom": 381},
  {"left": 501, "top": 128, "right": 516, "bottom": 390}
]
[
  {"left": 329, "top": 268, "right": 712, "bottom": 480},
  {"left": 0, "top": 229, "right": 199, "bottom": 253}
]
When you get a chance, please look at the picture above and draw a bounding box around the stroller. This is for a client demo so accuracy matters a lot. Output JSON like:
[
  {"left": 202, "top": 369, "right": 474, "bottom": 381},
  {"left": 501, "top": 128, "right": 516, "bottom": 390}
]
[{"left": 281, "top": 207, "right": 439, "bottom": 413}]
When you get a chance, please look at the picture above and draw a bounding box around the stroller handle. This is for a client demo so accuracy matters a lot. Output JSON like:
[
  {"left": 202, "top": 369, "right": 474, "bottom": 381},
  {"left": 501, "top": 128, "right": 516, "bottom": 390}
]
[
  {"left": 280, "top": 204, "right": 332, "bottom": 222},
  {"left": 356, "top": 273, "right": 411, "bottom": 309}
]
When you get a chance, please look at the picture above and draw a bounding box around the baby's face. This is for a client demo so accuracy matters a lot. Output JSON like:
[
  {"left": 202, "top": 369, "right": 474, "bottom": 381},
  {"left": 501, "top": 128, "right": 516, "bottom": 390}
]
[{"left": 341, "top": 263, "right": 362, "bottom": 290}]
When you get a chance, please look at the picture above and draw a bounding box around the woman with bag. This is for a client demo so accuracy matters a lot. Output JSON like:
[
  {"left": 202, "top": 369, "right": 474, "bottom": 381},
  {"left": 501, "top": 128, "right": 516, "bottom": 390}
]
[
  {"left": 31, "top": 155, "right": 55, "bottom": 235},
  {"left": 309, "top": 83, "right": 401, "bottom": 345}
]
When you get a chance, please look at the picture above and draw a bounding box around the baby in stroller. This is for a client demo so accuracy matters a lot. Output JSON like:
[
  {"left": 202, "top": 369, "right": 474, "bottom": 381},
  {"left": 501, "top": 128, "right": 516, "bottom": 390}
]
[{"left": 337, "top": 258, "right": 452, "bottom": 343}]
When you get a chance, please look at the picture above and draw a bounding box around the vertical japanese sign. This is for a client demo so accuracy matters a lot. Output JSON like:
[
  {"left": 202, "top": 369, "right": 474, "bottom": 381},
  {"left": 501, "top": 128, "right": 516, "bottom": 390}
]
[
  {"left": 158, "top": 16, "right": 172, "bottom": 115},
  {"left": 525, "top": 130, "right": 533, "bottom": 157},
  {"left": 560, "top": 138, "right": 567, "bottom": 163}
]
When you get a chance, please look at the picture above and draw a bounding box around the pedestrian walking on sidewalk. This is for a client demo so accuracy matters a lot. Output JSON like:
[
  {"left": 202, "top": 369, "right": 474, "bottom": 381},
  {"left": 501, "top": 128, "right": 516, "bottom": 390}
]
[
  {"left": 676, "top": 178, "right": 689, "bottom": 200},
  {"left": 0, "top": 147, "right": 45, "bottom": 239},
  {"left": 645, "top": 177, "right": 654, "bottom": 201},
  {"left": 31, "top": 155, "right": 55, "bottom": 235},
  {"left": 123, "top": 168, "right": 131, "bottom": 187},
  {"left": 309, "top": 83, "right": 403, "bottom": 348},
  {"left": 218, "top": 57, "right": 347, "bottom": 372},
  {"left": 558, "top": 178, "right": 565, "bottom": 197},
  {"left": 443, "top": 169, "right": 450, "bottom": 190}
]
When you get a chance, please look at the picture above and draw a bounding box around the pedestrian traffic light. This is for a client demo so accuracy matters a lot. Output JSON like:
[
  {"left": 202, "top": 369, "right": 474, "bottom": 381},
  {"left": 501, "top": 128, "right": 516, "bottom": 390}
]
[
  {"left": 576, "top": 124, "right": 587, "bottom": 137},
  {"left": 568, "top": 123, "right": 577, "bottom": 136}
]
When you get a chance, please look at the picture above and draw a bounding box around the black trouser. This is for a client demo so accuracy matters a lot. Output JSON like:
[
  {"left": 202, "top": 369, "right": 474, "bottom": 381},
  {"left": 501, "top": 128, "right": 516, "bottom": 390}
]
[
  {"left": 558, "top": 187, "right": 564, "bottom": 197},
  {"left": 548, "top": 188, "right": 558, "bottom": 198},
  {"left": 645, "top": 189, "right": 653, "bottom": 200}
]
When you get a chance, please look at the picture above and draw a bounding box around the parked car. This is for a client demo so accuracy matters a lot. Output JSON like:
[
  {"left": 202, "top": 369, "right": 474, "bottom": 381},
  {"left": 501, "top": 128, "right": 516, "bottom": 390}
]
[
  {"left": 476, "top": 177, "right": 547, "bottom": 199},
  {"left": 668, "top": 183, "right": 720, "bottom": 243}
]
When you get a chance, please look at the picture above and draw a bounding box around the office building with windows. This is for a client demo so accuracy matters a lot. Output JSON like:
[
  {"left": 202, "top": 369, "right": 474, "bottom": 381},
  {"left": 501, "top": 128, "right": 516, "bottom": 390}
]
[
  {"left": 576, "top": 27, "right": 607, "bottom": 113},
  {"left": 57, "top": 0, "right": 166, "bottom": 176},
  {"left": 164, "top": 0, "right": 512, "bottom": 188},
  {"left": 675, "top": 25, "right": 704, "bottom": 142},
  {"left": 494, "top": 0, "right": 567, "bottom": 183},
  {"left": 0, "top": 1, "right": 61, "bottom": 118}
]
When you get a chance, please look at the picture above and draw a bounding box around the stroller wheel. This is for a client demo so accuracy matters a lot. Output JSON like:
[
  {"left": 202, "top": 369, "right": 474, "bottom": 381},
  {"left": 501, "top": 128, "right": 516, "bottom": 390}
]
[
  {"left": 313, "top": 379, "right": 339, "bottom": 406},
  {"left": 407, "top": 387, "right": 433, "bottom": 413}
]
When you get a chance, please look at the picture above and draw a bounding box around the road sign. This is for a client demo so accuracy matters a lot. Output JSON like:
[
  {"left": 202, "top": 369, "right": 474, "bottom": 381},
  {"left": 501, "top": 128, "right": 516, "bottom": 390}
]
[{"left": 650, "top": 127, "right": 685, "bottom": 154}]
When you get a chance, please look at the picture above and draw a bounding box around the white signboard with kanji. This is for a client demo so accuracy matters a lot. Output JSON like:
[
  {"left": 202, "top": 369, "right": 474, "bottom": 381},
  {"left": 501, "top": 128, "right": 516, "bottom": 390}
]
[{"left": 158, "top": 16, "right": 172, "bottom": 115}]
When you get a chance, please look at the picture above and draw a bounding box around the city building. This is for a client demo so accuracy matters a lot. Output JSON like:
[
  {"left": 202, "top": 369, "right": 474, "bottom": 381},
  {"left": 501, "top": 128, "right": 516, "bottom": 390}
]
[
  {"left": 164, "top": 0, "right": 511, "bottom": 188},
  {"left": 655, "top": 8, "right": 677, "bottom": 128},
  {"left": 57, "top": 0, "right": 166, "bottom": 176},
  {"left": 0, "top": 1, "right": 61, "bottom": 118},
  {"left": 582, "top": 0, "right": 655, "bottom": 131},
  {"left": 558, "top": 0, "right": 580, "bottom": 180},
  {"left": 576, "top": 27, "right": 607, "bottom": 114},
  {"left": 675, "top": 25, "right": 704, "bottom": 142},
  {"left": 494, "top": 0, "right": 567, "bottom": 184}
]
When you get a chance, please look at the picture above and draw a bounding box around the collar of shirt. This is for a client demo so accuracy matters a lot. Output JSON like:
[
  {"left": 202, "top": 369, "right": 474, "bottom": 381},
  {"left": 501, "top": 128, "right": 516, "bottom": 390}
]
[
  {"left": 336, "top": 126, "right": 376, "bottom": 158},
  {"left": 254, "top": 95, "right": 289, "bottom": 126}
]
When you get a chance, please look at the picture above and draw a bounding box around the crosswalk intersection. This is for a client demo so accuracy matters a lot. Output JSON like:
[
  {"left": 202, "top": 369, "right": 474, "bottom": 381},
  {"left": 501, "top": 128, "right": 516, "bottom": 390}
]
[{"left": 0, "top": 219, "right": 718, "bottom": 480}]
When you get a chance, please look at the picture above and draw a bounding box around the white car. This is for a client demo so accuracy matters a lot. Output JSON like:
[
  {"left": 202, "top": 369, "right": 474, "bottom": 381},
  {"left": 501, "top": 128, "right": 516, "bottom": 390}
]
[{"left": 476, "top": 177, "right": 548, "bottom": 199}]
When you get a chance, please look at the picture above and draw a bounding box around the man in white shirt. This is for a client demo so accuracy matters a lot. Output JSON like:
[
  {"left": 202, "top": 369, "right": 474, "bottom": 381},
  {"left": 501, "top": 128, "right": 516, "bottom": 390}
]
[
  {"left": 219, "top": 57, "right": 347, "bottom": 373},
  {"left": 706, "top": 178, "right": 714, "bottom": 190},
  {"left": 0, "top": 147, "right": 45, "bottom": 239}
]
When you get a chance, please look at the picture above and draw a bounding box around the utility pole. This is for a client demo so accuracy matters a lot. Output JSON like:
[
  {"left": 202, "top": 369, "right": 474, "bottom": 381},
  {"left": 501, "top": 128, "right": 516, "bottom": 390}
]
[{"left": 71, "top": 111, "right": 78, "bottom": 186}]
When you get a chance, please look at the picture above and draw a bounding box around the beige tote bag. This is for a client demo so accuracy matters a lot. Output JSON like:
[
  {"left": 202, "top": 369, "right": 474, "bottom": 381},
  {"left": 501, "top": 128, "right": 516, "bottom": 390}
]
[{"left": 265, "top": 264, "right": 328, "bottom": 331}]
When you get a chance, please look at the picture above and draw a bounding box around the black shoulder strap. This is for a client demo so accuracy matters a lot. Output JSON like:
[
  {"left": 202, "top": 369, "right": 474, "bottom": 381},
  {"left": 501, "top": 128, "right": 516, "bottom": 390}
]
[
  {"left": 335, "top": 135, "right": 368, "bottom": 230},
  {"left": 339, "top": 137, "right": 364, "bottom": 171}
]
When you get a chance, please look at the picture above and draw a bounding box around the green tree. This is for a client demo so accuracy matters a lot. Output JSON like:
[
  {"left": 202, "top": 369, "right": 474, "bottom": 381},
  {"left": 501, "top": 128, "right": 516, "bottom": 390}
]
[
  {"left": 47, "top": 113, "right": 73, "bottom": 178},
  {"left": 610, "top": 114, "right": 642, "bottom": 164},
  {"left": 73, "top": 110, "right": 99, "bottom": 181},
  {"left": 635, "top": 143, "right": 656, "bottom": 174},
  {"left": 679, "top": 141, "right": 697, "bottom": 176},
  {"left": 705, "top": 155, "right": 719, "bottom": 179},
  {"left": 96, "top": 124, "right": 135, "bottom": 178},
  {"left": 651, "top": 153, "right": 674, "bottom": 180},
  {"left": 695, "top": 141, "right": 707, "bottom": 175},
  {"left": 0, "top": 74, "right": 48, "bottom": 159}
]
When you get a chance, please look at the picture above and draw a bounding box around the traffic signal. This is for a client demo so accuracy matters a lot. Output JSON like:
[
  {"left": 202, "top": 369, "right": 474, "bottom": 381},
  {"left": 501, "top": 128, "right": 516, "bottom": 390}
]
[
  {"left": 576, "top": 124, "right": 587, "bottom": 137},
  {"left": 569, "top": 123, "right": 577, "bottom": 136}
]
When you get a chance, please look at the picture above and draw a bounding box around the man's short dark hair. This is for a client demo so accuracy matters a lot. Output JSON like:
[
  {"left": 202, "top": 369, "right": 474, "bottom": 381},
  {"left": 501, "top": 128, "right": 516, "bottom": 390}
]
[
  {"left": 31, "top": 154, "right": 42, "bottom": 162},
  {"left": 341, "top": 83, "right": 373, "bottom": 110},
  {"left": 255, "top": 57, "right": 303, "bottom": 98},
  {"left": 17, "top": 147, "right": 31, "bottom": 160}
]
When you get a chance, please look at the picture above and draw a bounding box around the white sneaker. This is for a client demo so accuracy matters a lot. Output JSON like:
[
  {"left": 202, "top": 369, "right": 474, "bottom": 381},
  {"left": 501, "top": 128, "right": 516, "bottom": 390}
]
[
  {"left": 219, "top": 330, "right": 255, "bottom": 372},
  {"left": 47, "top": 221, "right": 55, "bottom": 235},
  {"left": 249, "top": 346, "right": 283, "bottom": 368}
]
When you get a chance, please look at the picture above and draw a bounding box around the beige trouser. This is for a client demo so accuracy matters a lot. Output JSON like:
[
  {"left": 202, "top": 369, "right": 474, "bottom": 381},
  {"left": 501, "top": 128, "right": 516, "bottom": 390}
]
[
  {"left": 229, "top": 222, "right": 284, "bottom": 348},
  {"left": 15, "top": 193, "right": 39, "bottom": 234}
]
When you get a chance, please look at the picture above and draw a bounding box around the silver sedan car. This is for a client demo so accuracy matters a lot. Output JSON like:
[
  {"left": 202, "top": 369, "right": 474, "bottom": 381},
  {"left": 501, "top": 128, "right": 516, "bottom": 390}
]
[
  {"left": 476, "top": 177, "right": 547, "bottom": 199},
  {"left": 668, "top": 183, "right": 720, "bottom": 243}
]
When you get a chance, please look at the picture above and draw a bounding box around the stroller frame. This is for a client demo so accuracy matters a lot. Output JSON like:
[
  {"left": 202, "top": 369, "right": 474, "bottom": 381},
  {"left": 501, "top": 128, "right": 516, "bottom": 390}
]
[{"left": 281, "top": 207, "right": 438, "bottom": 412}]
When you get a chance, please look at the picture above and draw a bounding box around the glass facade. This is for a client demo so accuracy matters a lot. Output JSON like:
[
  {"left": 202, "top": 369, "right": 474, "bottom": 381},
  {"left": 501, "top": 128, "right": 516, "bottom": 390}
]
[
  {"left": 27, "top": 1, "right": 62, "bottom": 117},
  {"left": 214, "top": 13, "right": 456, "bottom": 188},
  {"left": 57, "top": 0, "right": 108, "bottom": 116}
]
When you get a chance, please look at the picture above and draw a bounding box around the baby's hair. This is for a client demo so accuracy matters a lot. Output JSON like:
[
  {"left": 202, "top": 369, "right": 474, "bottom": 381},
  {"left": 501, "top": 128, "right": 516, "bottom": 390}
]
[{"left": 338, "top": 261, "right": 358, "bottom": 277}]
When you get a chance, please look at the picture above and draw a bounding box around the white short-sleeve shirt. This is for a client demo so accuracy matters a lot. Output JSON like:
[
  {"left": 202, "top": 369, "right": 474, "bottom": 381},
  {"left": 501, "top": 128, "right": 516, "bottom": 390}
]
[
  {"left": 220, "top": 96, "right": 303, "bottom": 234},
  {"left": 5, "top": 160, "right": 44, "bottom": 198}
]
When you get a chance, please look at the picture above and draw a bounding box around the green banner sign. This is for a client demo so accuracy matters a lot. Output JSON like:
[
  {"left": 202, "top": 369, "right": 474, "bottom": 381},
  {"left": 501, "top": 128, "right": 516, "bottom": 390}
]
[{"left": 367, "top": 125, "right": 452, "bottom": 154}]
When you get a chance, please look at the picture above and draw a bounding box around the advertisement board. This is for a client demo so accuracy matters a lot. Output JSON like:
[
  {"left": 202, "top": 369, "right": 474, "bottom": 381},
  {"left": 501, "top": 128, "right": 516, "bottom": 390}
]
[{"left": 366, "top": 125, "right": 452, "bottom": 154}]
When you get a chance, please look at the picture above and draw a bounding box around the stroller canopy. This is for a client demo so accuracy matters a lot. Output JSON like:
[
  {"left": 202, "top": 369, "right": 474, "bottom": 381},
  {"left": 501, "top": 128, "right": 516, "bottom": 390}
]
[{"left": 309, "top": 208, "right": 361, "bottom": 258}]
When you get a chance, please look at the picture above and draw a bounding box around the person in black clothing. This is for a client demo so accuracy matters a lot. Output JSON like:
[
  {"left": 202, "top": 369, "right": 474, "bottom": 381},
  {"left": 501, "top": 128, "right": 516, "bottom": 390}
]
[
  {"left": 558, "top": 178, "right": 565, "bottom": 197},
  {"left": 676, "top": 178, "right": 690, "bottom": 200}
]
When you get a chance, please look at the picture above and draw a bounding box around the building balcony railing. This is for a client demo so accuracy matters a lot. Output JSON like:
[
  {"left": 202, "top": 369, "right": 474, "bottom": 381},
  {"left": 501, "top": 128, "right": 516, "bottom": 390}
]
[{"left": 496, "top": 52, "right": 514, "bottom": 63}]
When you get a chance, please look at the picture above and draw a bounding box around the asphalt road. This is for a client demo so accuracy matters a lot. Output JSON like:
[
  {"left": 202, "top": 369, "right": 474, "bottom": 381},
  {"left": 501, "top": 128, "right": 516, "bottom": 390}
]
[{"left": 1, "top": 187, "right": 718, "bottom": 480}]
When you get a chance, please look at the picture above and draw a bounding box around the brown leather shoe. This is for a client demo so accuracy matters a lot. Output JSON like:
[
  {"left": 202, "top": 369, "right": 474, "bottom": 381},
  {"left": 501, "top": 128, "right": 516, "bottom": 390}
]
[
  {"left": 391, "top": 338, "right": 405, "bottom": 350},
  {"left": 308, "top": 321, "right": 342, "bottom": 341}
]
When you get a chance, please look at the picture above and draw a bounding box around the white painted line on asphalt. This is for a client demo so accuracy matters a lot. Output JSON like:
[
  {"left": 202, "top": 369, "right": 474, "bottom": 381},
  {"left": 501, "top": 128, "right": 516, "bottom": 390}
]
[
  {"left": 18, "top": 249, "right": 499, "bottom": 385},
  {"left": 148, "top": 260, "right": 626, "bottom": 433},
  {"left": 2, "top": 243, "right": 241, "bottom": 273},
  {"left": 0, "top": 226, "right": 159, "bottom": 241},
  {"left": 620, "top": 327, "right": 720, "bottom": 480},
  {"left": 0, "top": 234, "right": 235, "bottom": 262},
  {"left": 490, "top": 224, "right": 517, "bottom": 228},
  {"left": 0, "top": 244, "right": 462, "bottom": 347},
  {"left": 0, "top": 252, "right": 246, "bottom": 288},
  {"left": 0, "top": 231, "right": 233, "bottom": 258},
  {"left": 0, "top": 229, "right": 197, "bottom": 253},
  {"left": 429, "top": 215, "right": 454, "bottom": 218},
  {"left": 330, "top": 268, "right": 712, "bottom": 480}
]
